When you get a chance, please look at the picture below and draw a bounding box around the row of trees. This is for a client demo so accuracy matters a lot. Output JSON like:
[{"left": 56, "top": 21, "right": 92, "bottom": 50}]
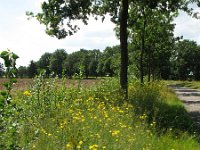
[
  {"left": 14, "top": 39, "right": 200, "bottom": 81},
  {"left": 17, "top": 47, "right": 118, "bottom": 78}
]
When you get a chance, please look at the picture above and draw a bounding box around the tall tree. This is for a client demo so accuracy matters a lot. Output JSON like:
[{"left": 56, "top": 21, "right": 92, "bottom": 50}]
[
  {"left": 27, "top": 60, "right": 38, "bottom": 78},
  {"left": 38, "top": 52, "right": 52, "bottom": 77},
  {"left": 128, "top": 3, "right": 177, "bottom": 82},
  {"left": 88, "top": 49, "right": 101, "bottom": 78},
  {"left": 50, "top": 49, "right": 67, "bottom": 77},
  {"left": 17, "top": 66, "right": 28, "bottom": 78},
  {"left": 172, "top": 40, "right": 200, "bottom": 80}
]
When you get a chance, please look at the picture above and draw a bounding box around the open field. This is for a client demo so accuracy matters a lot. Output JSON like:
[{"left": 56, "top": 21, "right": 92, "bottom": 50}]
[{"left": 0, "top": 78, "right": 99, "bottom": 91}]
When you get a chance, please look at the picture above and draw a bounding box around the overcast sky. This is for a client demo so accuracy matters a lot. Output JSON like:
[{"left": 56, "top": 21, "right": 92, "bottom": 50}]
[{"left": 0, "top": 0, "right": 200, "bottom": 67}]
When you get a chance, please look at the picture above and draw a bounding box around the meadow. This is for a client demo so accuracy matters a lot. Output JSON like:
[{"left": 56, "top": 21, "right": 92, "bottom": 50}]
[{"left": 0, "top": 75, "right": 200, "bottom": 150}]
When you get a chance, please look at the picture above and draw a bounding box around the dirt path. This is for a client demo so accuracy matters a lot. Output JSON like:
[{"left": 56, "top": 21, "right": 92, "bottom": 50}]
[{"left": 170, "top": 85, "right": 200, "bottom": 133}]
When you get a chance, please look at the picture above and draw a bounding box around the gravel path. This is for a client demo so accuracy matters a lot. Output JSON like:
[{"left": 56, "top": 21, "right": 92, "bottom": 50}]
[{"left": 170, "top": 85, "right": 200, "bottom": 133}]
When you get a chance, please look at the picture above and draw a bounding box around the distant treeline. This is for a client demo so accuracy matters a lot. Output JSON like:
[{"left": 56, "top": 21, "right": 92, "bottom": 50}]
[{"left": 0, "top": 39, "right": 199, "bottom": 80}]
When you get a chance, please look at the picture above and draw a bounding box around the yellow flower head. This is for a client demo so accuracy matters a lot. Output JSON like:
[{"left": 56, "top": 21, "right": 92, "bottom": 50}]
[
  {"left": 111, "top": 130, "right": 120, "bottom": 136},
  {"left": 23, "top": 90, "right": 31, "bottom": 96},
  {"left": 89, "top": 144, "right": 98, "bottom": 150},
  {"left": 66, "top": 143, "right": 73, "bottom": 149},
  {"left": 79, "top": 140, "right": 83, "bottom": 145},
  {"left": 88, "top": 96, "right": 94, "bottom": 101}
]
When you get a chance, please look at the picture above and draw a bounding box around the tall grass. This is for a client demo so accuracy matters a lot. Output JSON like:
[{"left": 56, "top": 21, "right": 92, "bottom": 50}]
[
  {"left": 129, "top": 81, "right": 195, "bottom": 134},
  {"left": 1, "top": 76, "right": 199, "bottom": 149}
]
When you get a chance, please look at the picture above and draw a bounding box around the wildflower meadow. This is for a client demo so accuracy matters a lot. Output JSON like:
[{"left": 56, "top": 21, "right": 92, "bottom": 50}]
[{"left": 0, "top": 50, "right": 200, "bottom": 149}]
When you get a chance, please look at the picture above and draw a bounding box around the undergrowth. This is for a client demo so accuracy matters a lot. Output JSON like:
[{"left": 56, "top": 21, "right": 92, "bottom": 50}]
[{"left": 0, "top": 76, "right": 199, "bottom": 149}]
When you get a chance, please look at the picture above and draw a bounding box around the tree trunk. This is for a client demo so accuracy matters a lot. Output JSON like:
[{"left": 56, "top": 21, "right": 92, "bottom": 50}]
[
  {"left": 140, "top": 15, "right": 146, "bottom": 84},
  {"left": 147, "top": 46, "right": 151, "bottom": 82},
  {"left": 120, "top": 0, "right": 128, "bottom": 99}
]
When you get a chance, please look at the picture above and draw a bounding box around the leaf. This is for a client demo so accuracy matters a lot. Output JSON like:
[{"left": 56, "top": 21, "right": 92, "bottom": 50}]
[
  {"left": 0, "top": 50, "right": 9, "bottom": 56},
  {"left": 1, "top": 91, "right": 7, "bottom": 96},
  {"left": 12, "top": 53, "right": 19, "bottom": 60},
  {"left": 3, "top": 82, "right": 9, "bottom": 88},
  {"left": 11, "top": 78, "right": 17, "bottom": 83}
]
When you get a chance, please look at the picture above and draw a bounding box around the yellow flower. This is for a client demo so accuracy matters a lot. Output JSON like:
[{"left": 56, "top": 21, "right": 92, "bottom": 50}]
[
  {"left": 66, "top": 143, "right": 73, "bottom": 149},
  {"left": 111, "top": 130, "right": 120, "bottom": 136},
  {"left": 23, "top": 90, "right": 31, "bottom": 96},
  {"left": 41, "top": 128, "right": 47, "bottom": 134},
  {"left": 88, "top": 97, "right": 94, "bottom": 101},
  {"left": 89, "top": 144, "right": 98, "bottom": 150},
  {"left": 139, "top": 114, "right": 147, "bottom": 119},
  {"left": 76, "top": 141, "right": 83, "bottom": 149},
  {"left": 79, "top": 140, "right": 83, "bottom": 145}
]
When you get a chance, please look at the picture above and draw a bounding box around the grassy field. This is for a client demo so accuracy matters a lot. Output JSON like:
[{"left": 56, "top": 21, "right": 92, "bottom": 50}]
[{"left": 0, "top": 77, "right": 200, "bottom": 149}]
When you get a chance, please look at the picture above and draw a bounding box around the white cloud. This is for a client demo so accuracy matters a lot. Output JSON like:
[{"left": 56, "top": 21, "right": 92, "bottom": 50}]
[
  {"left": 174, "top": 10, "right": 200, "bottom": 43},
  {"left": 0, "top": 11, "right": 119, "bottom": 67}
]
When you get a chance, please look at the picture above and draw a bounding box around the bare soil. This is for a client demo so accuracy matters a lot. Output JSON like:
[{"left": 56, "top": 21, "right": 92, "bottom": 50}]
[{"left": 0, "top": 78, "right": 99, "bottom": 91}]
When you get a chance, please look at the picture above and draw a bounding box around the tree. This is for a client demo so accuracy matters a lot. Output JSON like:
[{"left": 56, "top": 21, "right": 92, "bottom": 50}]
[
  {"left": 128, "top": 0, "right": 192, "bottom": 83},
  {"left": 172, "top": 40, "right": 200, "bottom": 80},
  {"left": 27, "top": 60, "right": 38, "bottom": 78},
  {"left": 97, "top": 46, "right": 120, "bottom": 77},
  {"left": 17, "top": 66, "right": 28, "bottom": 78},
  {"left": 29, "top": 0, "right": 196, "bottom": 98},
  {"left": 64, "top": 51, "right": 80, "bottom": 77},
  {"left": 50, "top": 49, "right": 67, "bottom": 77},
  {"left": 88, "top": 49, "right": 101, "bottom": 78},
  {"left": 38, "top": 52, "right": 52, "bottom": 77}
]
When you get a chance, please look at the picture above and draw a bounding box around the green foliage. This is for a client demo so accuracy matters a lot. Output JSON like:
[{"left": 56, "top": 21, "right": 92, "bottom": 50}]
[
  {"left": 37, "top": 52, "right": 52, "bottom": 78},
  {"left": 27, "top": 60, "right": 38, "bottom": 78},
  {"left": 0, "top": 49, "right": 19, "bottom": 68},
  {"left": 171, "top": 40, "right": 200, "bottom": 80},
  {"left": 0, "top": 49, "right": 21, "bottom": 149},
  {"left": 50, "top": 49, "right": 67, "bottom": 77},
  {"left": 17, "top": 66, "right": 28, "bottom": 78}
]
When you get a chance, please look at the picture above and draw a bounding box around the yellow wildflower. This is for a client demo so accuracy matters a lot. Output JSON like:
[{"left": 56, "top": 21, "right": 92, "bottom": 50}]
[
  {"left": 89, "top": 144, "right": 98, "bottom": 150},
  {"left": 88, "top": 97, "right": 94, "bottom": 101},
  {"left": 66, "top": 143, "right": 73, "bottom": 149},
  {"left": 139, "top": 113, "right": 147, "bottom": 119},
  {"left": 79, "top": 140, "right": 83, "bottom": 145},
  {"left": 23, "top": 90, "right": 31, "bottom": 96},
  {"left": 111, "top": 130, "right": 120, "bottom": 136}
]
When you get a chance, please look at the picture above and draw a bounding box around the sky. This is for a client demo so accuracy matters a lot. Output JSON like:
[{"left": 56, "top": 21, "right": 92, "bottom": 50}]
[{"left": 0, "top": 0, "right": 200, "bottom": 67}]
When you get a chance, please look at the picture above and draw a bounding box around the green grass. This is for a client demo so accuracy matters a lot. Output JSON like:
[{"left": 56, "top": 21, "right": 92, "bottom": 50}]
[
  {"left": 165, "top": 80, "right": 200, "bottom": 89},
  {"left": 0, "top": 77, "right": 200, "bottom": 149}
]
